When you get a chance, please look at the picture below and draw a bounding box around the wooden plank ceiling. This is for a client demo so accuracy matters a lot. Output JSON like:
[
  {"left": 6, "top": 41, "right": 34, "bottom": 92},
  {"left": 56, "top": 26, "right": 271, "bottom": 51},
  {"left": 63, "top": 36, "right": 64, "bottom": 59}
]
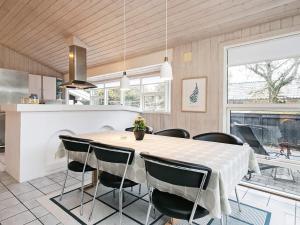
[{"left": 0, "top": 0, "right": 300, "bottom": 74}]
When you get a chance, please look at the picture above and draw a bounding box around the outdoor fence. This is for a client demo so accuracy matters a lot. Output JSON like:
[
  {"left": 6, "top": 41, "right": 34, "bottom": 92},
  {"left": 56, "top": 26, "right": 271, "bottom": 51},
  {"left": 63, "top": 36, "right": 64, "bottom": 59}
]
[{"left": 230, "top": 112, "right": 300, "bottom": 147}]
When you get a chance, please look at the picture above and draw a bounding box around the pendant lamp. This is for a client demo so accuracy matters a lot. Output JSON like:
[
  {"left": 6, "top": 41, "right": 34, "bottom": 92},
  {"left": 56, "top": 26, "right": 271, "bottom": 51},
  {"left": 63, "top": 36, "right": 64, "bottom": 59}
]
[
  {"left": 160, "top": 0, "right": 173, "bottom": 81},
  {"left": 121, "top": 0, "right": 129, "bottom": 90}
]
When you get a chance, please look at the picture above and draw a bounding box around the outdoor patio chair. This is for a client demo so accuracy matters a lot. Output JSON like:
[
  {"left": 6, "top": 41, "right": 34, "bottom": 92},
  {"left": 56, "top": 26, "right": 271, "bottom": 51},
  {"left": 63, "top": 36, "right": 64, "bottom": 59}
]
[{"left": 234, "top": 123, "right": 294, "bottom": 181}]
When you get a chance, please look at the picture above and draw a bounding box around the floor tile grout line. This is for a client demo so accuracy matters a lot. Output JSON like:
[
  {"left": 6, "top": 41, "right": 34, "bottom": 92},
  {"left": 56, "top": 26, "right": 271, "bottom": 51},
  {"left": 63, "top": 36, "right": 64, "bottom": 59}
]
[
  {"left": 45, "top": 171, "right": 91, "bottom": 194},
  {"left": 48, "top": 185, "right": 272, "bottom": 225},
  {"left": 52, "top": 188, "right": 148, "bottom": 225},
  {"left": 52, "top": 187, "right": 148, "bottom": 223},
  {"left": 62, "top": 187, "right": 147, "bottom": 212},
  {"left": 4, "top": 169, "right": 297, "bottom": 225},
  {"left": 37, "top": 171, "right": 85, "bottom": 196},
  {"left": 0, "top": 203, "right": 30, "bottom": 222},
  {"left": 31, "top": 175, "right": 64, "bottom": 191},
  {"left": 0, "top": 181, "right": 32, "bottom": 221},
  {"left": 28, "top": 181, "right": 59, "bottom": 193},
  {"left": 22, "top": 179, "right": 69, "bottom": 224},
  {"left": 50, "top": 196, "right": 93, "bottom": 225},
  {"left": 27, "top": 180, "right": 50, "bottom": 197},
  {"left": 6, "top": 182, "right": 41, "bottom": 197},
  {"left": 0, "top": 179, "right": 44, "bottom": 225},
  {"left": 97, "top": 192, "right": 146, "bottom": 212},
  {"left": 93, "top": 211, "right": 119, "bottom": 225},
  {"left": 27, "top": 179, "right": 70, "bottom": 225}
]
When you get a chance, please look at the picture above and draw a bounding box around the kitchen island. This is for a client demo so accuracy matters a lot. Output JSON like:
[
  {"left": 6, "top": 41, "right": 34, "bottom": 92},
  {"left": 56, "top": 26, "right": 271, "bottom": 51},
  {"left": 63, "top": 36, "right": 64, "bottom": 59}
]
[{"left": 1, "top": 104, "right": 140, "bottom": 182}]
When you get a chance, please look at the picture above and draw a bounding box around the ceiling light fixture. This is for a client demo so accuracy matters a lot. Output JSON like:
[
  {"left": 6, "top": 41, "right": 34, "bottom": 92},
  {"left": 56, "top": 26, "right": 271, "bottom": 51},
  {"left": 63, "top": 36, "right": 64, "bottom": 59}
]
[
  {"left": 120, "top": 0, "right": 129, "bottom": 90},
  {"left": 160, "top": 0, "right": 173, "bottom": 81}
]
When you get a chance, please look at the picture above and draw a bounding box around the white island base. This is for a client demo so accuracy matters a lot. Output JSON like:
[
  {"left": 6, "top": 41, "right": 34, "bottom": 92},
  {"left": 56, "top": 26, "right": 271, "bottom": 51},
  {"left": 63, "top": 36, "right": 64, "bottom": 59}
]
[{"left": 2, "top": 104, "right": 139, "bottom": 182}]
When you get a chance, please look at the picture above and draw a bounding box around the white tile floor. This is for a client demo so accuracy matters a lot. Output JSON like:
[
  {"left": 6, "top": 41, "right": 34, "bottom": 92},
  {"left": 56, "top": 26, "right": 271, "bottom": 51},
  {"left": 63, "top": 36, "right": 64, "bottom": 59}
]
[{"left": 0, "top": 152, "right": 299, "bottom": 225}]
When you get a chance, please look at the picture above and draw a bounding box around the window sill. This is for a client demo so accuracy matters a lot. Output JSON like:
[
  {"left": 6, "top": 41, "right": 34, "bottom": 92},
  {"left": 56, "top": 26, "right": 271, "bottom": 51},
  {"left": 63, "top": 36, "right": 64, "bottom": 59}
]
[{"left": 142, "top": 111, "right": 171, "bottom": 115}]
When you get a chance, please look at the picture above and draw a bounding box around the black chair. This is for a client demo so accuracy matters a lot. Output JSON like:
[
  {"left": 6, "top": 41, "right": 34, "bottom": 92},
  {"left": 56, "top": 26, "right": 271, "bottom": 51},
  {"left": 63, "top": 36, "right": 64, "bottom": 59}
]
[
  {"left": 234, "top": 124, "right": 284, "bottom": 180},
  {"left": 125, "top": 126, "right": 154, "bottom": 134},
  {"left": 59, "top": 135, "right": 96, "bottom": 215},
  {"left": 193, "top": 132, "right": 243, "bottom": 145},
  {"left": 140, "top": 152, "right": 212, "bottom": 225},
  {"left": 88, "top": 142, "right": 138, "bottom": 224},
  {"left": 154, "top": 128, "right": 190, "bottom": 139},
  {"left": 192, "top": 132, "right": 243, "bottom": 212}
]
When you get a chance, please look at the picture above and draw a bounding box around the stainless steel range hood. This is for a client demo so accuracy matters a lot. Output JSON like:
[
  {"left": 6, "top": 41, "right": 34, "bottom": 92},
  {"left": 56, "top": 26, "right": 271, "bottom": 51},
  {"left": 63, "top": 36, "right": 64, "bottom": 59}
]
[{"left": 60, "top": 45, "right": 96, "bottom": 89}]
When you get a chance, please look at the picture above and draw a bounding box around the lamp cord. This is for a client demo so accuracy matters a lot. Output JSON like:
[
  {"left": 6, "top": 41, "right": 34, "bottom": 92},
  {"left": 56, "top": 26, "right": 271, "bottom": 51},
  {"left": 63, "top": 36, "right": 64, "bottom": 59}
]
[
  {"left": 123, "top": 0, "right": 126, "bottom": 72},
  {"left": 165, "top": 0, "right": 168, "bottom": 59}
]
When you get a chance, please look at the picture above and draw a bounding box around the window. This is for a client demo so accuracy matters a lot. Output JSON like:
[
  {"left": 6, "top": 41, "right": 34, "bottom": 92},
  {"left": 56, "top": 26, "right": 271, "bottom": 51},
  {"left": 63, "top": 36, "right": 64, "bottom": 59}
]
[
  {"left": 90, "top": 84, "right": 104, "bottom": 105},
  {"left": 228, "top": 58, "right": 300, "bottom": 104},
  {"left": 124, "top": 79, "right": 141, "bottom": 108},
  {"left": 106, "top": 82, "right": 121, "bottom": 105},
  {"left": 90, "top": 75, "right": 171, "bottom": 113},
  {"left": 142, "top": 77, "right": 168, "bottom": 112},
  {"left": 225, "top": 34, "right": 300, "bottom": 197}
]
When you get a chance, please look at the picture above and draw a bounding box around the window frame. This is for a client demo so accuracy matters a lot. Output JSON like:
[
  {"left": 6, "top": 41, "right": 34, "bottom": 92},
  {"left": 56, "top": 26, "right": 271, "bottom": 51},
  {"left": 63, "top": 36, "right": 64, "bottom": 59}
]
[
  {"left": 141, "top": 80, "right": 171, "bottom": 113},
  {"left": 223, "top": 35, "right": 300, "bottom": 170},
  {"left": 90, "top": 75, "right": 171, "bottom": 113}
]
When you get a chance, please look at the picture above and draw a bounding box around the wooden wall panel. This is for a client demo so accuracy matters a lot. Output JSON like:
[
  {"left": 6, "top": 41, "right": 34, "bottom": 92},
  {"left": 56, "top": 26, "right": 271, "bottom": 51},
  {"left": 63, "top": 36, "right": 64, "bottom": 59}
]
[
  {"left": 143, "top": 14, "right": 300, "bottom": 136},
  {"left": 83, "top": 14, "right": 300, "bottom": 136},
  {"left": 0, "top": 43, "right": 61, "bottom": 77}
]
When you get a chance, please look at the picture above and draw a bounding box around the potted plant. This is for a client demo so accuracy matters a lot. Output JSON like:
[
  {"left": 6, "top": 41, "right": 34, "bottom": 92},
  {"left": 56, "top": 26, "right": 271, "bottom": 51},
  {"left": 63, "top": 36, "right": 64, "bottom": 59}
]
[{"left": 133, "top": 116, "right": 146, "bottom": 141}]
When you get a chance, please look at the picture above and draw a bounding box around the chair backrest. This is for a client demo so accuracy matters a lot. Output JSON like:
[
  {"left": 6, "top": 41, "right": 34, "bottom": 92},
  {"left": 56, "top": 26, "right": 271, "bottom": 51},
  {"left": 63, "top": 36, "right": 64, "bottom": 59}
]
[
  {"left": 90, "top": 142, "right": 135, "bottom": 165},
  {"left": 125, "top": 126, "right": 154, "bottom": 134},
  {"left": 234, "top": 124, "right": 269, "bottom": 155},
  {"left": 154, "top": 128, "right": 190, "bottom": 139},
  {"left": 140, "top": 152, "right": 211, "bottom": 189},
  {"left": 193, "top": 132, "right": 243, "bottom": 145},
  {"left": 59, "top": 135, "right": 92, "bottom": 153}
]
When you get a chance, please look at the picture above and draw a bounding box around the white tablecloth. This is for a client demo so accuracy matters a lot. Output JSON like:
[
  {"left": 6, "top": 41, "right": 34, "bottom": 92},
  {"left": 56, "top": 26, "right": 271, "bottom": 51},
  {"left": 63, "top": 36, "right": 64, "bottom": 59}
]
[{"left": 57, "top": 131, "right": 259, "bottom": 218}]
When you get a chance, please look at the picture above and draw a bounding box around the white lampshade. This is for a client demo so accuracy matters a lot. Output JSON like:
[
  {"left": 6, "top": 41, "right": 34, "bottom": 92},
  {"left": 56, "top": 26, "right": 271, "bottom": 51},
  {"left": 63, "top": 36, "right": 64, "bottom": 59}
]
[
  {"left": 120, "top": 71, "right": 130, "bottom": 90},
  {"left": 160, "top": 60, "right": 173, "bottom": 81}
]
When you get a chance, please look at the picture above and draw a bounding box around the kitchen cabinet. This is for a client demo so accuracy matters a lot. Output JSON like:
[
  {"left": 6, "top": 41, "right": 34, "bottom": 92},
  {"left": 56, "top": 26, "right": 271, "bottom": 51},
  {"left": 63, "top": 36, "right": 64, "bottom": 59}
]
[
  {"left": 28, "top": 75, "right": 57, "bottom": 100},
  {"left": 43, "top": 76, "right": 56, "bottom": 100},
  {"left": 28, "top": 74, "right": 41, "bottom": 98}
]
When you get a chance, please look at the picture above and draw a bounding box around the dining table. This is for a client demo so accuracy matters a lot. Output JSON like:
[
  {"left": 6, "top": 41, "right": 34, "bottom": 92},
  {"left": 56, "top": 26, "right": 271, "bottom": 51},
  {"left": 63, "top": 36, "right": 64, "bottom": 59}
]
[{"left": 56, "top": 130, "right": 260, "bottom": 219}]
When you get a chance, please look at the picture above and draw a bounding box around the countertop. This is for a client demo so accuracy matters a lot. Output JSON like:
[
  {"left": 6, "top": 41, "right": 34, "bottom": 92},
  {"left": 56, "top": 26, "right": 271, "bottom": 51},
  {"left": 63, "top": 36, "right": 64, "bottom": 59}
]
[{"left": 0, "top": 104, "right": 141, "bottom": 113}]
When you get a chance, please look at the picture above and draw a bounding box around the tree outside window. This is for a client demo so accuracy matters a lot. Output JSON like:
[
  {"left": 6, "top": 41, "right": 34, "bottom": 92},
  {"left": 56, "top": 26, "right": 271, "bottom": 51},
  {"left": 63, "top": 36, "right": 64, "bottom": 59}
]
[
  {"left": 228, "top": 57, "right": 300, "bottom": 104},
  {"left": 107, "top": 88, "right": 120, "bottom": 105}
]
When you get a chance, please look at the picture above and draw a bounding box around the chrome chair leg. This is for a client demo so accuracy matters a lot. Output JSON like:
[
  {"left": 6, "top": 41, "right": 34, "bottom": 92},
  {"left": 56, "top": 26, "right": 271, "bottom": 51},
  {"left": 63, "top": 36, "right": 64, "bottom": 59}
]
[
  {"left": 119, "top": 189, "right": 123, "bottom": 225},
  {"left": 235, "top": 186, "right": 242, "bottom": 212},
  {"left": 289, "top": 168, "right": 296, "bottom": 182},
  {"left": 60, "top": 169, "right": 68, "bottom": 201},
  {"left": 131, "top": 186, "right": 133, "bottom": 192},
  {"left": 80, "top": 172, "right": 85, "bottom": 216},
  {"left": 273, "top": 167, "right": 278, "bottom": 179},
  {"left": 152, "top": 208, "right": 156, "bottom": 219},
  {"left": 220, "top": 215, "right": 228, "bottom": 225},
  {"left": 88, "top": 180, "right": 100, "bottom": 221},
  {"left": 139, "top": 184, "right": 141, "bottom": 195},
  {"left": 145, "top": 202, "right": 152, "bottom": 225},
  {"left": 113, "top": 189, "right": 116, "bottom": 198}
]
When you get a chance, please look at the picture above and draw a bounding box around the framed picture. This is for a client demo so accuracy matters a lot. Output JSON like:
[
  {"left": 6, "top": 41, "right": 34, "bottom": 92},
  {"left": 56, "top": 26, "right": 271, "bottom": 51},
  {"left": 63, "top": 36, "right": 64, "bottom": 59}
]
[{"left": 182, "top": 77, "right": 207, "bottom": 112}]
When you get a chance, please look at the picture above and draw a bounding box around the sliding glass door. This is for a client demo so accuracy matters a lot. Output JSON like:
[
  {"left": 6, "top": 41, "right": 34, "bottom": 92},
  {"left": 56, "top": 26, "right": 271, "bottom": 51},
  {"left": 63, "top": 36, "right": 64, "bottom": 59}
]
[{"left": 224, "top": 34, "right": 300, "bottom": 198}]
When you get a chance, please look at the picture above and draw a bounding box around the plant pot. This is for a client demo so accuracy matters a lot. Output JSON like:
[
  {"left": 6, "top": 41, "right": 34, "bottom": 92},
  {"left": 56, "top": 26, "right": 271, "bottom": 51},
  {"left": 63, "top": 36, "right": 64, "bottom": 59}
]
[{"left": 134, "top": 130, "right": 145, "bottom": 141}]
